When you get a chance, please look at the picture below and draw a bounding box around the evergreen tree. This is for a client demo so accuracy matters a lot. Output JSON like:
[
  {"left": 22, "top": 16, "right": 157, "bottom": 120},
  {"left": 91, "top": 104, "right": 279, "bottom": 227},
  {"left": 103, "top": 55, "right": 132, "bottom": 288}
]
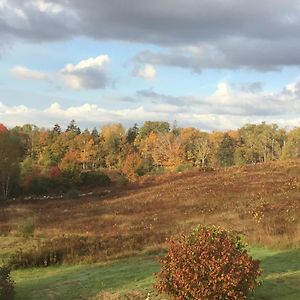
[
  {"left": 66, "top": 120, "right": 81, "bottom": 135},
  {"left": 217, "top": 133, "right": 235, "bottom": 167}
]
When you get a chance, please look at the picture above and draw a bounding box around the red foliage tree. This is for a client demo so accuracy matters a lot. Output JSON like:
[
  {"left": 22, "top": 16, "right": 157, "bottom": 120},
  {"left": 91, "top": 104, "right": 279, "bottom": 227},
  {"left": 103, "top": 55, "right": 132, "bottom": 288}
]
[{"left": 0, "top": 123, "right": 8, "bottom": 133}]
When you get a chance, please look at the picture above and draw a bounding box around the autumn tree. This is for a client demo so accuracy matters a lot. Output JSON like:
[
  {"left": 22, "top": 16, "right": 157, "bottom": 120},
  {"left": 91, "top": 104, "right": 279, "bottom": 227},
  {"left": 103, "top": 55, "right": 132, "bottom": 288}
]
[
  {"left": 281, "top": 127, "right": 300, "bottom": 159},
  {"left": 186, "top": 131, "right": 211, "bottom": 168},
  {"left": 152, "top": 133, "right": 185, "bottom": 169},
  {"left": 235, "top": 123, "right": 286, "bottom": 165},
  {"left": 100, "top": 123, "right": 125, "bottom": 169},
  {"left": 121, "top": 152, "right": 144, "bottom": 180},
  {"left": 0, "top": 132, "right": 20, "bottom": 201},
  {"left": 74, "top": 130, "right": 98, "bottom": 169},
  {"left": 59, "top": 150, "right": 81, "bottom": 181}
]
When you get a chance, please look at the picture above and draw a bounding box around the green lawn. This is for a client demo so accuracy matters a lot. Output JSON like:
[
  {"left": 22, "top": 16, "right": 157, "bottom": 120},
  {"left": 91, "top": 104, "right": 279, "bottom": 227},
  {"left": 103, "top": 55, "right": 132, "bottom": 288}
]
[{"left": 12, "top": 247, "right": 300, "bottom": 300}]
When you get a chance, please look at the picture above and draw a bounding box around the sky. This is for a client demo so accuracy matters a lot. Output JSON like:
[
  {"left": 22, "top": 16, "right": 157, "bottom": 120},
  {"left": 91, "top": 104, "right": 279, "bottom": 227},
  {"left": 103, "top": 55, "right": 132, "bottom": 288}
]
[{"left": 1, "top": 0, "right": 300, "bottom": 131}]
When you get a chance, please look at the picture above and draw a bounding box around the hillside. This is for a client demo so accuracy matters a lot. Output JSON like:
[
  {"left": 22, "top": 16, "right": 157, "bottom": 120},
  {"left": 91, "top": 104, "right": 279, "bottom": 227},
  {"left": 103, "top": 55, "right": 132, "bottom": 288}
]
[
  {"left": 1, "top": 159, "right": 300, "bottom": 299},
  {"left": 1, "top": 159, "right": 300, "bottom": 252}
]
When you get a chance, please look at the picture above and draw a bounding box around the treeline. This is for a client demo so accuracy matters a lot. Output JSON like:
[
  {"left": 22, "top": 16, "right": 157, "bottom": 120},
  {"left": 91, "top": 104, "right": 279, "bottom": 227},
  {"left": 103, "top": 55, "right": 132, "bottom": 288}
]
[{"left": 0, "top": 120, "right": 300, "bottom": 201}]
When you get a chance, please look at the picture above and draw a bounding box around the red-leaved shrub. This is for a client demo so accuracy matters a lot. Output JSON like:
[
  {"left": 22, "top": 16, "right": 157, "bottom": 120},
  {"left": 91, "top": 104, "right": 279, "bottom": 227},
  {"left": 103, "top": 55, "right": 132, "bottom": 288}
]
[{"left": 156, "top": 226, "right": 261, "bottom": 300}]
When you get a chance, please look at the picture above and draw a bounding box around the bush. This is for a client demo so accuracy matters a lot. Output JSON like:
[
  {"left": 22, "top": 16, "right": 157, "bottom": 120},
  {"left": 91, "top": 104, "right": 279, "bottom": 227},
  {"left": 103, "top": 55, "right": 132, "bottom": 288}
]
[
  {"left": 80, "top": 171, "right": 111, "bottom": 187},
  {"left": 176, "top": 163, "right": 193, "bottom": 173},
  {"left": 23, "top": 173, "right": 71, "bottom": 196},
  {"left": 156, "top": 226, "right": 261, "bottom": 300},
  {"left": 17, "top": 217, "right": 36, "bottom": 238},
  {"left": 0, "top": 265, "right": 15, "bottom": 300},
  {"left": 8, "top": 231, "right": 168, "bottom": 269},
  {"left": 65, "top": 189, "right": 80, "bottom": 199}
]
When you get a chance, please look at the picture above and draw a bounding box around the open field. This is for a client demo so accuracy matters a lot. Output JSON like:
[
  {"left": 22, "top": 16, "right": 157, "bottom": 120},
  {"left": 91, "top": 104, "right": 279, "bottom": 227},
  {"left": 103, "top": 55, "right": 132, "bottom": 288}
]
[{"left": 1, "top": 159, "right": 300, "bottom": 299}]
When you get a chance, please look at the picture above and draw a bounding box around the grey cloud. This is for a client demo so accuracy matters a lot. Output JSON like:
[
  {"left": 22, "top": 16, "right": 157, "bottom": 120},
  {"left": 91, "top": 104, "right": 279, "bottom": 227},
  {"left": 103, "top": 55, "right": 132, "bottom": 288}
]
[
  {"left": 60, "top": 55, "right": 111, "bottom": 90},
  {"left": 2, "top": 1, "right": 300, "bottom": 70},
  {"left": 0, "top": 0, "right": 77, "bottom": 42},
  {"left": 132, "top": 79, "right": 300, "bottom": 117}
]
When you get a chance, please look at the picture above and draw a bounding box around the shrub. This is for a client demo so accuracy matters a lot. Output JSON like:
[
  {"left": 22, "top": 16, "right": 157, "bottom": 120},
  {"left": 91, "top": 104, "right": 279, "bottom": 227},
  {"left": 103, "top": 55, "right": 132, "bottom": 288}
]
[
  {"left": 17, "top": 217, "right": 36, "bottom": 238},
  {"left": 80, "top": 171, "right": 111, "bottom": 187},
  {"left": 8, "top": 231, "right": 168, "bottom": 269},
  {"left": 65, "top": 189, "right": 80, "bottom": 199},
  {"left": 0, "top": 265, "right": 15, "bottom": 300},
  {"left": 156, "top": 226, "right": 261, "bottom": 300},
  {"left": 23, "top": 173, "right": 71, "bottom": 196},
  {"left": 176, "top": 163, "right": 193, "bottom": 173}
]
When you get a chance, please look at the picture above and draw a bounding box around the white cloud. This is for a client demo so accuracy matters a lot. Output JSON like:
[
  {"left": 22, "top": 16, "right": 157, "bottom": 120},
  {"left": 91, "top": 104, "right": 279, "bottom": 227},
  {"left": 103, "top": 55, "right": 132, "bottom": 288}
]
[
  {"left": 31, "top": 0, "right": 64, "bottom": 14},
  {"left": 61, "top": 55, "right": 111, "bottom": 89},
  {"left": 10, "top": 65, "right": 49, "bottom": 80},
  {"left": 0, "top": 101, "right": 168, "bottom": 129},
  {"left": 134, "top": 64, "right": 157, "bottom": 80},
  {"left": 2, "top": 77, "right": 300, "bottom": 131}
]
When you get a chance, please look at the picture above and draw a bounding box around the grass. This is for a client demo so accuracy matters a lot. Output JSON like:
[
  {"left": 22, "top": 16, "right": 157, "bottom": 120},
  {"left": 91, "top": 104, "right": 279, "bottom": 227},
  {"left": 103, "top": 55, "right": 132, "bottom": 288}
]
[
  {"left": 251, "top": 247, "right": 300, "bottom": 300},
  {"left": 11, "top": 247, "right": 300, "bottom": 300},
  {"left": 13, "top": 255, "right": 159, "bottom": 300}
]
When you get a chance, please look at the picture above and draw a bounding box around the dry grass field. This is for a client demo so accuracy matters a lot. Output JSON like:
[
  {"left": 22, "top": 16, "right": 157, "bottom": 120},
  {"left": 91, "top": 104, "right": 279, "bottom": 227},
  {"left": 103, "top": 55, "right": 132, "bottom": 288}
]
[{"left": 1, "top": 159, "right": 299, "bottom": 255}]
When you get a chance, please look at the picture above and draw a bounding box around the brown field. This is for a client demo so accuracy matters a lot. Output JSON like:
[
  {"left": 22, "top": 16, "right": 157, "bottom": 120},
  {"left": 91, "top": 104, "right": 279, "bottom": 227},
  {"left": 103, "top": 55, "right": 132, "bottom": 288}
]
[{"left": 1, "top": 159, "right": 300, "bottom": 259}]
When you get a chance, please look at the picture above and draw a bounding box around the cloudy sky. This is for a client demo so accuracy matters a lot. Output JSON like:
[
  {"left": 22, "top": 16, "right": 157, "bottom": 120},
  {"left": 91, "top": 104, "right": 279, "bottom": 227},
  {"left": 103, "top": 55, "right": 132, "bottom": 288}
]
[{"left": 1, "top": 0, "right": 300, "bottom": 130}]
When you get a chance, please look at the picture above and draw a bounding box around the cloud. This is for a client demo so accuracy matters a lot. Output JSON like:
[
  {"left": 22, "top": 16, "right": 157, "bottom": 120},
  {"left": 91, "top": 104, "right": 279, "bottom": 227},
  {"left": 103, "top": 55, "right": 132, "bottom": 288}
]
[
  {"left": 2, "top": 76, "right": 300, "bottom": 131},
  {"left": 239, "top": 82, "right": 263, "bottom": 93},
  {"left": 134, "top": 78, "right": 300, "bottom": 118},
  {"left": 2, "top": 1, "right": 300, "bottom": 71},
  {"left": 0, "top": 0, "right": 77, "bottom": 42},
  {"left": 0, "top": 101, "right": 168, "bottom": 129},
  {"left": 61, "top": 55, "right": 111, "bottom": 89},
  {"left": 1, "top": 1, "right": 300, "bottom": 74},
  {"left": 10, "top": 65, "right": 49, "bottom": 80},
  {"left": 133, "top": 64, "right": 156, "bottom": 80}
]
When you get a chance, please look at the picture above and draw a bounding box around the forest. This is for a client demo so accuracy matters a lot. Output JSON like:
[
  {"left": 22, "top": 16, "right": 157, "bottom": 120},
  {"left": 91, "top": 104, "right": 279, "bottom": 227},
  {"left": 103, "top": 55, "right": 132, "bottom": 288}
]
[{"left": 0, "top": 120, "right": 299, "bottom": 202}]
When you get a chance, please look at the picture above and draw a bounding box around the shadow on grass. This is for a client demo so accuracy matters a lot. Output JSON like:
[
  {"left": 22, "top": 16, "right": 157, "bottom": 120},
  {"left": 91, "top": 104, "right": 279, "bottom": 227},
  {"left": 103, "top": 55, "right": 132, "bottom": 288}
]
[
  {"left": 13, "top": 255, "right": 160, "bottom": 300},
  {"left": 253, "top": 248, "right": 300, "bottom": 300}
]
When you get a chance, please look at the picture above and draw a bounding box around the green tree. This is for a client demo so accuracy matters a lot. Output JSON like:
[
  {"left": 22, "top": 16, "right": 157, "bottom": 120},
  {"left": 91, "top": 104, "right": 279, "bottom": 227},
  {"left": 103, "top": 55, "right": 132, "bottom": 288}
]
[
  {"left": 66, "top": 120, "right": 81, "bottom": 135},
  {"left": 126, "top": 123, "right": 139, "bottom": 144},
  {"left": 217, "top": 133, "right": 235, "bottom": 167},
  {"left": 139, "top": 121, "right": 170, "bottom": 138},
  {"left": 235, "top": 123, "right": 285, "bottom": 164}
]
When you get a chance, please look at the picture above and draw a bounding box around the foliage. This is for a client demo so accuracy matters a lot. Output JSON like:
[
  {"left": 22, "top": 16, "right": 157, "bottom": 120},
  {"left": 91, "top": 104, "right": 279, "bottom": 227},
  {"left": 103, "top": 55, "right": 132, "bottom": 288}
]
[
  {"left": 156, "top": 226, "right": 262, "bottom": 300},
  {"left": 0, "top": 132, "right": 21, "bottom": 201},
  {"left": 0, "top": 119, "right": 297, "bottom": 199},
  {"left": 23, "top": 173, "right": 71, "bottom": 195},
  {"left": 0, "top": 265, "right": 15, "bottom": 300},
  {"left": 281, "top": 127, "right": 300, "bottom": 159},
  {"left": 217, "top": 133, "right": 235, "bottom": 167},
  {"left": 186, "top": 131, "right": 211, "bottom": 167},
  {"left": 138, "top": 121, "right": 170, "bottom": 138},
  {"left": 80, "top": 171, "right": 111, "bottom": 187},
  {"left": 121, "top": 153, "right": 145, "bottom": 180}
]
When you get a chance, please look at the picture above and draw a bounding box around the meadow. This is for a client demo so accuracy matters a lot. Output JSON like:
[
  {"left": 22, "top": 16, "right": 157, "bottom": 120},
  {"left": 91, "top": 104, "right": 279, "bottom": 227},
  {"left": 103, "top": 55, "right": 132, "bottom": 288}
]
[{"left": 1, "top": 159, "right": 300, "bottom": 299}]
